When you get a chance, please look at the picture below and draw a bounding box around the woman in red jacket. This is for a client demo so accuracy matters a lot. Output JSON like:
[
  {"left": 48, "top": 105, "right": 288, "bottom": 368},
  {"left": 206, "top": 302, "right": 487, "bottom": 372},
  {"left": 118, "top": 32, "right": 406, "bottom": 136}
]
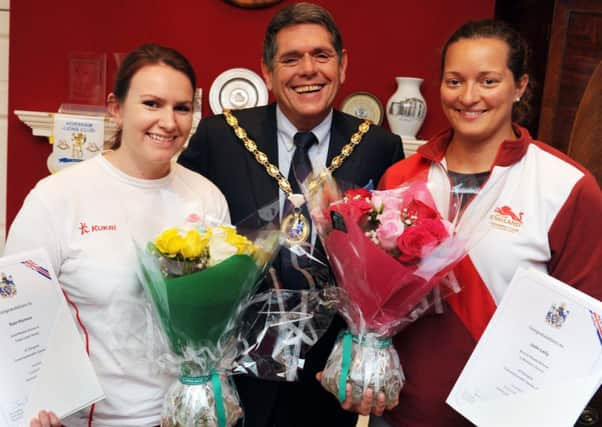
[{"left": 374, "top": 19, "right": 602, "bottom": 427}]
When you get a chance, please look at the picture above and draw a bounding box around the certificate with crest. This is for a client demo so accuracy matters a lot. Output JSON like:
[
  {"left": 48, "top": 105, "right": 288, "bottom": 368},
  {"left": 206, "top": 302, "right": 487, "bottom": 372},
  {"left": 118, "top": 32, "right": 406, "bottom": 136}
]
[
  {"left": 447, "top": 267, "right": 602, "bottom": 427},
  {"left": 0, "top": 249, "right": 104, "bottom": 427}
]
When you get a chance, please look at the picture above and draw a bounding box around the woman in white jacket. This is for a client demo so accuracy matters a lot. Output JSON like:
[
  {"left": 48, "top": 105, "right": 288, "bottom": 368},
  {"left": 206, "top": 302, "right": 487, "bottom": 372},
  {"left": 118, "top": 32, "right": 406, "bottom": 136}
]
[{"left": 6, "top": 44, "right": 230, "bottom": 427}]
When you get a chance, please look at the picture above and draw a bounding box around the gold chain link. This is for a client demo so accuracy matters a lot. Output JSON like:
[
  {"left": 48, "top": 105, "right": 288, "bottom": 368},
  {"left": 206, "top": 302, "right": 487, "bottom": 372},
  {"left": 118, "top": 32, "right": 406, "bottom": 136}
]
[{"left": 223, "top": 108, "right": 370, "bottom": 195}]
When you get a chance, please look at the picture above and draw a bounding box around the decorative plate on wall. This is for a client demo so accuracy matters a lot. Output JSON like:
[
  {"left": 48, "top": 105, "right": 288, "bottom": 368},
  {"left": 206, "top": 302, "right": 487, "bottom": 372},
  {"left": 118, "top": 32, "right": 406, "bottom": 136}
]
[
  {"left": 209, "top": 68, "right": 269, "bottom": 115},
  {"left": 340, "top": 91, "right": 384, "bottom": 126},
  {"left": 223, "top": 0, "right": 282, "bottom": 8}
]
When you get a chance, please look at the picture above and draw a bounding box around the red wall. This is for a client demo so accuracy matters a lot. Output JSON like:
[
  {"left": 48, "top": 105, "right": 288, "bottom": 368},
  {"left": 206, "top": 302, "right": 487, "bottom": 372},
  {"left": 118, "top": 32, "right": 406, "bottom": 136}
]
[{"left": 7, "top": 0, "right": 494, "bottom": 228}]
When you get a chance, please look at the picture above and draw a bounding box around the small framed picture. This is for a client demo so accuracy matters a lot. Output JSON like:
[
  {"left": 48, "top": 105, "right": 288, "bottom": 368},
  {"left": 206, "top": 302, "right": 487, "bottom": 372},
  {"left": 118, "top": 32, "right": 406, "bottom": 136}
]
[{"left": 68, "top": 52, "right": 107, "bottom": 106}]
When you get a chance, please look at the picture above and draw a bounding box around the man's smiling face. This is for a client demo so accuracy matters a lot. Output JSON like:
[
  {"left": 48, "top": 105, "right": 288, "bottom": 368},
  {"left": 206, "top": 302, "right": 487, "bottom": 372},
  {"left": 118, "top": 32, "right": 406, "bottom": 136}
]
[{"left": 262, "top": 23, "right": 347, "bottom": 131}]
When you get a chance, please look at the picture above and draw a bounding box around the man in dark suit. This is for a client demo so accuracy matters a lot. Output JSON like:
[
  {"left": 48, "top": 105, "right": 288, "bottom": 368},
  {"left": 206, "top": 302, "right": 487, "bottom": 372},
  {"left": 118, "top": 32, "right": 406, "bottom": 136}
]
[{"left": 178, "top": 3, "right": 403, "bottom": 426}]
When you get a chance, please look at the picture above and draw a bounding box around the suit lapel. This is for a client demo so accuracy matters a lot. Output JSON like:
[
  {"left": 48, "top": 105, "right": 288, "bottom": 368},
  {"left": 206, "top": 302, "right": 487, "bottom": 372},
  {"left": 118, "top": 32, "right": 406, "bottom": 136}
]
[
  {"left": 237, "top": 104, "right": 280, "bottom": 216},
  {"left": 328, "top": 110, "right": 362, "bottom": 184}
]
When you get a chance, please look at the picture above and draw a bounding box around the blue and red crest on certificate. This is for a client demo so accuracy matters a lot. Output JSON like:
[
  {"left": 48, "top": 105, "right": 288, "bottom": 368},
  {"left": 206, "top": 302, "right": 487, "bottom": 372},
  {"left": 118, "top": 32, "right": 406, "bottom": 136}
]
[
  {"left": 545, "top": 303, "right": 570, "bottom": 328},
  {"left": 0, "top": 272, "right": 16, "bottom": 298}
]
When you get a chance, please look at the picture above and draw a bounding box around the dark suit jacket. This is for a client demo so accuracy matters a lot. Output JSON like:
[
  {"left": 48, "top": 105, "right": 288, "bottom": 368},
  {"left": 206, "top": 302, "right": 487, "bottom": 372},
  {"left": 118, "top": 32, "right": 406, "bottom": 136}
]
[
  {"left": 178, "top": 103, "right": 404, "bottom": 427},
  {"left": 179, "top": 103, "right": 403, "bottom": 224}
]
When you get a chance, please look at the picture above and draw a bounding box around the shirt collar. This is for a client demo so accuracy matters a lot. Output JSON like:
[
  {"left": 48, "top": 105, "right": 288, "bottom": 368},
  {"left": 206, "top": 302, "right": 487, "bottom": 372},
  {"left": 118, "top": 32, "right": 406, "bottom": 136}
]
[{"left": 276, "top": 105, "right": 333, "bottom": 152}]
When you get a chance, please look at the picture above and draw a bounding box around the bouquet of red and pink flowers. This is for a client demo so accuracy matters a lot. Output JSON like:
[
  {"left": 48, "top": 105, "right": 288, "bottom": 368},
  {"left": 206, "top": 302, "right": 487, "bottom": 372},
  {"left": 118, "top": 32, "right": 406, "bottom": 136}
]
[{"left": 305, "top": 174, "right": 469, "bottom": 408}]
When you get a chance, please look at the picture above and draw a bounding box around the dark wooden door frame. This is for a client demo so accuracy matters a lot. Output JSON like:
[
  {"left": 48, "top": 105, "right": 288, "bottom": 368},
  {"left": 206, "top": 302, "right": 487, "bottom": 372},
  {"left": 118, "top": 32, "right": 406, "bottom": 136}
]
[{"left": 538, "top": 0, "right": 602, "bottom": 152}]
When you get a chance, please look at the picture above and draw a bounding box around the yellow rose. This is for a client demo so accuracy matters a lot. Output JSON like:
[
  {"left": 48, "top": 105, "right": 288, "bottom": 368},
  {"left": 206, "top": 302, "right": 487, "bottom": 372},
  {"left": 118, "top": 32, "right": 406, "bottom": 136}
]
[
  {"left": 154, "top": 224, "right": 257, "bottom": 266},
  {"left": 221, "top": 226, "right": 255, "bottom": 255},
  {"left": 155, "top": 227, "right": 180, "bottom": 256},
  {"left": 166, "top": 234, "right": 185, "bottom": 256},
  {"left": 181, "top": 230, "right": 208, "bottom": 259}
]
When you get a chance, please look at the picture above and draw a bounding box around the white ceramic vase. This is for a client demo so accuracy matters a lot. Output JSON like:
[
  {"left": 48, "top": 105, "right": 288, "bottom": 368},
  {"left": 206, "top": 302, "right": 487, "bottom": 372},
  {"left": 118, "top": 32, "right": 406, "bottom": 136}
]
[{"left": 386, "top": 77, "right": 427, "bottom": 140}]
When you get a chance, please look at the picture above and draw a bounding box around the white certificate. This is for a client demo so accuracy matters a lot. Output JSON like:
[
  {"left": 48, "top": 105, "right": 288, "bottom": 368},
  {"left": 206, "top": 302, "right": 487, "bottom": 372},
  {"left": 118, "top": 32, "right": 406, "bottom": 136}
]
[
  {"left": 0, "top": 249, "right": 104, "bottom": 427},
  {"left": 447, "top": 267, "right": 602, "bottom": 427}
]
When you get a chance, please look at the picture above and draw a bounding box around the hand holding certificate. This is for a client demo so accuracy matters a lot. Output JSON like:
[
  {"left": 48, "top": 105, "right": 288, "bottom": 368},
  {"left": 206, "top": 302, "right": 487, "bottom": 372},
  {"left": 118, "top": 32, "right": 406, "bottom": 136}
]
[
  {"left": 447, "top": 268, "right": 602, "bottom": 426},
  {"left": 0, "top": 249, "right": 103, "bottom": 427}
]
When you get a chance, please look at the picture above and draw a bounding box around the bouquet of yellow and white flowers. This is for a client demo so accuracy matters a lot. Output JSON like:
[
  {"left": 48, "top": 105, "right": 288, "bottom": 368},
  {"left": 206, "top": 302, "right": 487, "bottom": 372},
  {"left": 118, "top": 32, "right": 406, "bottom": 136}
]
[
  {"left": 138, "top": 218, "right": 280, "bottom": 427},
  {"left": 152, "top": 224, "right": 259, "bottom": 274}
]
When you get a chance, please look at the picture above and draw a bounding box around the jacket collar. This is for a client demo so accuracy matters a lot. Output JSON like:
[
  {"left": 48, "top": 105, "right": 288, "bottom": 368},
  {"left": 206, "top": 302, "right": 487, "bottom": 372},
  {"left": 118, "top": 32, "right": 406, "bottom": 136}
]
[
  {"left": 418, "top": 124, "right": 532, "bottom": 168},
  {"left": 251, "top": 103, "right": 278, "bottom": 166},
  {"left": 236, "top": 104, "right": 280, "bottom": 216}
]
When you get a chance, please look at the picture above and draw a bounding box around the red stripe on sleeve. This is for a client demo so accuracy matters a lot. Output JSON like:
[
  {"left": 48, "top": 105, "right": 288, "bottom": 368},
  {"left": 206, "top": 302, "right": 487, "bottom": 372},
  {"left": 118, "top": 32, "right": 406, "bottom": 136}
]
[
  {"left": 61, "top": 290, "right": 96, "bottom": 426},
  {"left": 446, "top": 256, "right": 497, "bottom": 341}
]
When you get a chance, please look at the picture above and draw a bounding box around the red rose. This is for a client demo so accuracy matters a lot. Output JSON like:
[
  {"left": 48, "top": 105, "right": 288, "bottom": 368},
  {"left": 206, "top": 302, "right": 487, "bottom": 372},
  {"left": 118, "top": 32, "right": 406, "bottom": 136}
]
[
  {"left": 396, "top": 219, "right": 449, "bottom": 263},
  {"left": 327, "top": 200, "right": 367, "bottom": 223},
  {"left": 341, "top": 188, "right": 373, "bottom": 216},
  {"left": 347, "top": 199, "right": 373, "bottom": 216},
  {"left": 344, "top": 188, "right": 372, "bottom": 201},
  {"left": 327, "top": 200, "right": 349, "bottom": 216},
  {"left": 404, "top": 199, "right": 439, "bottom": 221}
]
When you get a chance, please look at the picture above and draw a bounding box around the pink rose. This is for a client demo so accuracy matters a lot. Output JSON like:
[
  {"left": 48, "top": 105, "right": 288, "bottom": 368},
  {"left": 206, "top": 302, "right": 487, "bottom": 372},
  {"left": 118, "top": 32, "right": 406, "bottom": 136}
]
[
  {"left": 397, "top": 218, "right": 449, "bottom": 263},
  {"left": 376, "top": 210, "right": 405, "bottom": 250},
  {"left": 372, "top": 191, "right": 403, "bottom": 212},
  {"left": 379, "top": 209, "right": 402, "bottom": 223}
]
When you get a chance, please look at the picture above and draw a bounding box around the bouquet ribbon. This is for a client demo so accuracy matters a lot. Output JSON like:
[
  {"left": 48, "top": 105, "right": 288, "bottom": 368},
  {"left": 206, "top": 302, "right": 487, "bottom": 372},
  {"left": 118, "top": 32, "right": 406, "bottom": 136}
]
[
  {"left": 179, "top": 369, "right": 227, "bottom": 427},
  {"left": 339, "top": 331, "right": 352, "bottom": 402},
  {"left": 337, "top": 330, "right": 392, "bottom": 402}
]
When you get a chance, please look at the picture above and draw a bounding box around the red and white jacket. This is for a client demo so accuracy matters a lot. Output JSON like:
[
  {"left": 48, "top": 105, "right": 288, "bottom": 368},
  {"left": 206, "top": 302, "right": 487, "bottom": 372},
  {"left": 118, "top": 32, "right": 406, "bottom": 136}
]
[{"left": 378, "top": 126, "right": 602, "bottom": 427}]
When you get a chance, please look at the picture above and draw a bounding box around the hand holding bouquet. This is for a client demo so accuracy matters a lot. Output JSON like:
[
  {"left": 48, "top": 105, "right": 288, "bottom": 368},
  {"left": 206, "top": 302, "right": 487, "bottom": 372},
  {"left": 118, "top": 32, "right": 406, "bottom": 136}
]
[
  {"left": 137, "top": 217, "right": 279, "bottom": 427},
  {"left": 305, "top": 174, "right": 469, "bottom": 409}
]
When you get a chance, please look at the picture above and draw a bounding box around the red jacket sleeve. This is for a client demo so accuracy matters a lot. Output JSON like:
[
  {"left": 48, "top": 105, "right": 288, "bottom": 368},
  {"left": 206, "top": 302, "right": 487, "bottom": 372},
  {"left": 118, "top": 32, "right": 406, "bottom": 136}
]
[{"left": 548, "top": 172, "right": 602, "bottom": 300}]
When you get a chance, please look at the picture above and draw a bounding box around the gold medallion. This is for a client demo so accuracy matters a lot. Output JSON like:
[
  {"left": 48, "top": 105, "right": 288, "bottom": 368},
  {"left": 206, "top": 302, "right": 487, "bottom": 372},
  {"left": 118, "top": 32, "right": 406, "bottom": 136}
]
[{"left": 281, "top": 210, "right": 310, "bottom": 244}]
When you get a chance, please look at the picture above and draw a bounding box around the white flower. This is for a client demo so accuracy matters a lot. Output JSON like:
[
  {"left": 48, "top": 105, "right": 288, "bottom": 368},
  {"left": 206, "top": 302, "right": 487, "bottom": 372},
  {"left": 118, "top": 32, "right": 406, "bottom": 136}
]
[{"left": 207, "top": 227, "right": 237, "bottom": 266}]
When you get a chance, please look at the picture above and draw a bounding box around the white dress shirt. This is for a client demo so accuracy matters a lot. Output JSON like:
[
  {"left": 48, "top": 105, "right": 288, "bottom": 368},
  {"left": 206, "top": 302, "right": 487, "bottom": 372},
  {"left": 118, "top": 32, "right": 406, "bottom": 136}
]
[{"left": 276, "top": 106, "right": 332, "bottom": 247}]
